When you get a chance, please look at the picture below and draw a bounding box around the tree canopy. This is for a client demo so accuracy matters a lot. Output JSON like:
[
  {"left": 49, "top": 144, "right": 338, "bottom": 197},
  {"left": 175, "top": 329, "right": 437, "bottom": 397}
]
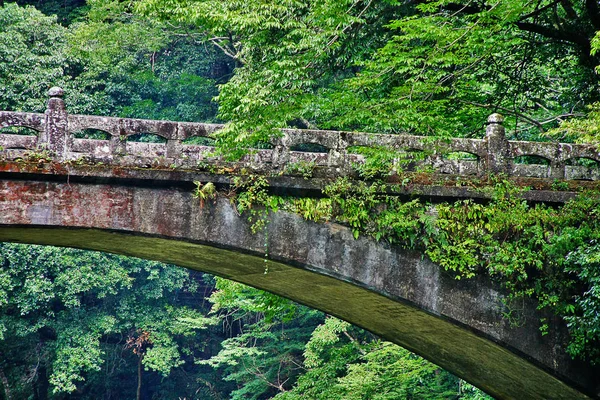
[
  {"left": 2, "top": 0, "right": 600, "bottom": 398},
  {"left": 135, "top": 0, "right": 600, "bottom": 148}
]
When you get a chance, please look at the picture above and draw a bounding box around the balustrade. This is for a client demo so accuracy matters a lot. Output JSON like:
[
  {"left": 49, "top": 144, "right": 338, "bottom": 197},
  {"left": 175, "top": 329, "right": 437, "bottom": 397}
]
[{"left": 0, "top": 87, "right": 599, "bottom": 180}]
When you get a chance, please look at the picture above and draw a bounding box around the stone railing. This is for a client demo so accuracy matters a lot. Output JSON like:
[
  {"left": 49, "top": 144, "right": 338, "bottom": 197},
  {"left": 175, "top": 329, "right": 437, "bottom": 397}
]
[{"left": 1, "top": 87, "right": 599, "bottom": 180}]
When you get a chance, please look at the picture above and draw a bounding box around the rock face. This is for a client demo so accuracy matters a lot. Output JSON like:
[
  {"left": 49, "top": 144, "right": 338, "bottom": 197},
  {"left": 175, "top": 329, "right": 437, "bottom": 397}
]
[{"left": 0, "top": 178, "right": 599, "bottom": 400}]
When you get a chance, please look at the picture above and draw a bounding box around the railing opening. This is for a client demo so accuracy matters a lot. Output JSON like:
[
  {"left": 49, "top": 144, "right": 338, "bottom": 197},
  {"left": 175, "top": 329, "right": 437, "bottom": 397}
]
[
  {"left": 0, "top": 126, "right": 38, "bottom": 136},
  {"left": 126, "top": 133, "right": 167, "bottom": 144},
  {"left": 565, "top": 157, "right": 600, "bottom": 168},
  {"left": 73, "top": 129, "right": 111, "bottom": 140},
  {"left": 290, "top": 143, "right": 329, "bottom": 153},
  {"left": 182, "top": 136, "right": 216, "bottom": 146},
  {"left": 514, "top": 155, "right": 550, "bottom": 165}
]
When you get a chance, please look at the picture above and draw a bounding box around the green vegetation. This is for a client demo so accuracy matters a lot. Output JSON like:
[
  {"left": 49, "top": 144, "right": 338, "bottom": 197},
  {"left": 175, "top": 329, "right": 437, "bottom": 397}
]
[
  {"left": 0, "top": 3, "right": 76, "bottom": 112},
  {"left": 136, "top": 0, "right": 600, "bottom": 146},
  {"left": 228, "top": 175, "right": 600, "bottom": 364},
  {"left": 0, "top": 244, "right": 216, "bottom": 399},
  {"left": 2, "top": 0, "right": 600, "bottom": 398},
  {"left": 206, "top": 282, "right": 490, "bottom": 400},
  {"left": 0, "top": 241, "right": 494, "bottom": 398}
]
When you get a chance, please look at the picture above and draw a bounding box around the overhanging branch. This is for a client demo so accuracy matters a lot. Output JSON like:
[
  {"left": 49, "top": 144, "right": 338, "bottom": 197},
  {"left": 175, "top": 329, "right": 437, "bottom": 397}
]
[
  {"left": 516, "top": 21, "right": 590, "bottom": 49},
  {"left": 586, "top": 0, "right": 600, "bottom": 30}
]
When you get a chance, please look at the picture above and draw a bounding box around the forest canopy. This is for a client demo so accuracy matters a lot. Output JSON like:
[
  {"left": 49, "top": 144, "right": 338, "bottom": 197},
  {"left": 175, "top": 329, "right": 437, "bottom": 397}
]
[
  {"left": 134, "top": 0, "right": 600, "bottom": 147},
  {"left": 1, "top": 0, "right": 600, "bottom": 399}
]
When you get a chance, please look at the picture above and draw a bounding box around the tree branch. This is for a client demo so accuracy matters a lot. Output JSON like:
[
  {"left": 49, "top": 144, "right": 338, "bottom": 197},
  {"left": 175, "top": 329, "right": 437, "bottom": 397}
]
[
  {"left": 411, "top": 1, "right": 485, "bottom": 15},
  {"left": 209, "top": 37, "right": 239, "bottom": 61},
  {"left": 460, "top": 100, "right": 545, "bottom": 131},
  {"left": 515, "top": 21, "right": 590, "bottom": 49},
  {"left": 539, "top": 113, "right": 586, "bottom": 125},
  {"left": 560, "top": 0, "right": 578, "bottom": 20},
  {"left": 0, "top": 366, "right": 12, "bottom": 400},
  {"left": 342, "top": 331, "right": 367, "bottom": 355},
  {"left": 586, "top": 0, "right": 600, "bottom": 30},
  {"left": 518, "top": 0, "right": 562, "bottom": 22}
]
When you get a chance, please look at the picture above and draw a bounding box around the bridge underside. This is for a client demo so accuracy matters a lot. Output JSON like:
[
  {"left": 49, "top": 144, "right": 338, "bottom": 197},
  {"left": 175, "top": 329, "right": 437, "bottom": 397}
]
[{"left": 0, "top": 177, "right": 597, "bottom": 399}]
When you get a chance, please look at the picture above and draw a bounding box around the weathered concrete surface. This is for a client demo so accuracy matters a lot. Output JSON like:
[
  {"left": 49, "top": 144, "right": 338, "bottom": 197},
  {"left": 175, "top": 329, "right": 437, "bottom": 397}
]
[
  {"left": 0, "top": 177, "right": 599, "bottom": 400},
  {"left": 2, "top": 91, "right": 600, "bottom": 180},
  {"left": 1, "top": 158, "right": 597, "bottom": 206}
]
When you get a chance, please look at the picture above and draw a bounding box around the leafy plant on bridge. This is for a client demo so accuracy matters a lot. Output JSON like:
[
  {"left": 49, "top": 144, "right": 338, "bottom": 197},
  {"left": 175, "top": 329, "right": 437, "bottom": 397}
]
[
  {"left": 223, "top": 161, "right": 600, "bottom": 365},
  {"left": 283, "top": 178, "right": 600, "bottom": 364}
]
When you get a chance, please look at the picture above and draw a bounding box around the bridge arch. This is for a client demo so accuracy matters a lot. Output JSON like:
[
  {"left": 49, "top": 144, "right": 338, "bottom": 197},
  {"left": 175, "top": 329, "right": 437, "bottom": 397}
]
[{"left": 0, "top": 177, "right": 597, "bottom": 400}]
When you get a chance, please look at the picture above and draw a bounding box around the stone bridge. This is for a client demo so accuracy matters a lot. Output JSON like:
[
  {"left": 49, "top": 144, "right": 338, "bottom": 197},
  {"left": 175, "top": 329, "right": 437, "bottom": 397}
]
[{"left": 1, "top": 89, "right": 600, "bottom": 399}]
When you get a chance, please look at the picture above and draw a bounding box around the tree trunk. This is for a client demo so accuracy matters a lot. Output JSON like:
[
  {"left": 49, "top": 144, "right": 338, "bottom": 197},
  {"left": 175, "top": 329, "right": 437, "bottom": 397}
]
[
  {"left": 136, "top": 354, "right": 143, "bottom": 400},
  {"left": 0, "top": 367, "right": 11, "bottom": 400},
  {"left": 33, "top": 365, "right": 49, "bottom": 400}
]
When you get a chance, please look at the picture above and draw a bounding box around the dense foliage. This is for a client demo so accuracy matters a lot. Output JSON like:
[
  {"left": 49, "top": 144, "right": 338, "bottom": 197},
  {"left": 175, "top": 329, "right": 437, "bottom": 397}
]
[
  {"left": 0, "top": 3, "right": 77, "bottom": 112},
  {"left": 136, "top": 0, "right": 600, "bottom": 147},
  {"left": 2, "top": 0, "right": 600, "bottom": 398},
  {"left": 0, "top": 244, "right": 216, "bottom": 399},
  {"left": 205, "top": 279, "right": 491, "bottom": 400},
  {"left": 0, "top": 241, "right": 490, "bottom": 398},
  {"left": 0, "top": 1, "right": 230, "bottom": 119}
]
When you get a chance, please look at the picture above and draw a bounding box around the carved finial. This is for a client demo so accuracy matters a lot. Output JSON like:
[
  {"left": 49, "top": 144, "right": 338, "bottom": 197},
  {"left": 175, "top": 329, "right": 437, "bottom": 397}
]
[
  {"left": 48, "top": 87, "right": 64, "bottom": 98},
  {"left": 487, "top": 113, "right": 504, "bottom": 125}
]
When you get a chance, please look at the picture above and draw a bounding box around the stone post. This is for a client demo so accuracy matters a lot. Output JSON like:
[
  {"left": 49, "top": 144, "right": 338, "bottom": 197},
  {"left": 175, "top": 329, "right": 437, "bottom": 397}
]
[
  {"left": 270, "top": 134, "right": 290, "bottom": 168},
  {"left": 549, "top": 163, "right": 566, "bottom": 179},
  {"left": 43, "top": 87, "right": 70, "bottom": 160},
  {"left": 327, "top": 132, "right": 348, "bottom": 169},
  {"left": 110, "top": 124, "right": 127, "bottom": 157},
  {"left": 483, "top": 113, "right": 511, "bottom": 175},
  {"left": 166, "top": 138, "right": 181, "bottom": 160}
]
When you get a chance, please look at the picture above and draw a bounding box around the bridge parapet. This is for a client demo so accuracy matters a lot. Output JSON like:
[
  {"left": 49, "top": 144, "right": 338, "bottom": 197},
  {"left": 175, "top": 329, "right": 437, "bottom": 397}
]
[{"left": 0, "top": 88, "right": 599, "bottom": 180}]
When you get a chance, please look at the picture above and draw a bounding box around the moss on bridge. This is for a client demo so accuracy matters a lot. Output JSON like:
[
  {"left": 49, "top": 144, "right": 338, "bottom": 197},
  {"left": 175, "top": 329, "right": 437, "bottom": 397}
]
[{"left": 0, "top": 176, "right": 598, "bottom": 399}]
